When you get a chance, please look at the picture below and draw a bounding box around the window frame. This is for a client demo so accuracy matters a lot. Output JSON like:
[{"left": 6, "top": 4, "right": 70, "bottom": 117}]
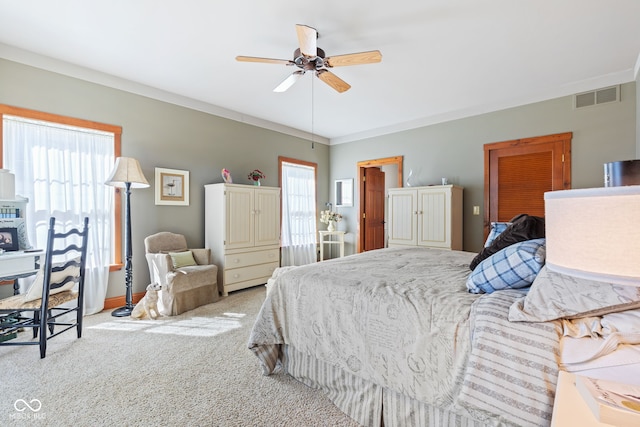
[{"left": 0, "top": 104, "right": 123, "bottom": 271}]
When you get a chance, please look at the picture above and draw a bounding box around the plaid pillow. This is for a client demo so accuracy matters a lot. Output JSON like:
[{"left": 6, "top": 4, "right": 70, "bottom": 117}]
[
  {"left": 483, "top": 221, "right": 510, "bottom": 247},
  {"left": 466, "top": 238, "right": 546, "bottom": 294}
]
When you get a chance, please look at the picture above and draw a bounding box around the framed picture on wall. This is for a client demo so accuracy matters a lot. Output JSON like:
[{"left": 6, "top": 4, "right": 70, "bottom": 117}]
[
  {"left": 0, "top": 227, "right": 19, "bottom": 251},
  {"left": 155, "top": 167, "right": 190, "bottom": 206}
]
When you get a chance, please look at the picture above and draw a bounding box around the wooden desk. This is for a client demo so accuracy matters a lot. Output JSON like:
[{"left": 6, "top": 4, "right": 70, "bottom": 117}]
[
  {"left": 318, "top": 231, "right": 345, "bottom": 261},
  {"left": 0, "top": 250, "right": 43, "bottom": 294}
]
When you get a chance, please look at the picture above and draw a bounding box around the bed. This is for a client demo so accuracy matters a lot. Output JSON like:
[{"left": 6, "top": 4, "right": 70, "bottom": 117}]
[
  {"left": 248, "top": 187, "right": 640, "bottom": 427},
  {"left": 249, "top": 247, "right": 562, "bottom": 426}
]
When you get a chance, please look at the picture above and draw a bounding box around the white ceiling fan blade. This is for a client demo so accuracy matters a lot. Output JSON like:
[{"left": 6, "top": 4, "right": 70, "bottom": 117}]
[
  {"left": 273, "top": 71, "right": 305, "bottom": 92},
  {"left": 296, "top": 24, "right": 317, "bottom": 57}
]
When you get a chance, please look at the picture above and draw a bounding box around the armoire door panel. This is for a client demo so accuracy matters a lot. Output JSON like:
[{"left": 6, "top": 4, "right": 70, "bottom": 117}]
[
  {"left": 418, "top": 190, "right": 448, "bottom": 244},
  {"left": 226, "top": 187, "right": 254, "bottom": 249}
]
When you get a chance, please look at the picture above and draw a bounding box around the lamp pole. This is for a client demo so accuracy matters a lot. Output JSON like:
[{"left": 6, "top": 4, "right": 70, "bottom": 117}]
[{"left": 112, "top": 181, "right": 134, "bottom": 317}]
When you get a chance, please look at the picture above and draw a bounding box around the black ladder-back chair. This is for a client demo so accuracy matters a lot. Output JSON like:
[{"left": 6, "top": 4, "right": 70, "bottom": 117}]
[{"left": 0, "top": 217, "right": 89, "bottom": 358}]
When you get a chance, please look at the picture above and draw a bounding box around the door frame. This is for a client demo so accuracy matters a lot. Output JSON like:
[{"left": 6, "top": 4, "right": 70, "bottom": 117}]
[{"left": 357, "top": 156, "right": 403, "bottom": 253}]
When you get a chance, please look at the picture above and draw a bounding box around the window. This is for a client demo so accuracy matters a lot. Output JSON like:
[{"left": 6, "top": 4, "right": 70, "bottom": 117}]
[
  {"left": 1, "top": 104, "right": 121, "bottom": 314},
  {"left": 279, "top": 156, "right": 317, "bottom": 266}
]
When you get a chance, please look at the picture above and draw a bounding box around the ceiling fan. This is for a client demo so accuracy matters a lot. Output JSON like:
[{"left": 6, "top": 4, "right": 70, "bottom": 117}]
[{"left": 236, "top": 24, "right": 382, "bottom": 93}]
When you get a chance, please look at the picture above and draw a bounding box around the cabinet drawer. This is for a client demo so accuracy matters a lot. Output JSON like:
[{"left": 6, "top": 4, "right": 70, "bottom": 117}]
[
  {"left": 224, "top": 262, "right": 279, "bottom": 285},
  {"left": 224, "top": 248, "right": 279, "bottom": 269}
]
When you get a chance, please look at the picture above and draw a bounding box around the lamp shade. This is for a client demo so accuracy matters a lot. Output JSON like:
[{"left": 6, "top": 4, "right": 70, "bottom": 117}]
[
  {"left": 105, "top": 157, "right": 149, "bottom": 188},
  {"left": 544, "top": 185, "right": 640, "bottom": 286}
]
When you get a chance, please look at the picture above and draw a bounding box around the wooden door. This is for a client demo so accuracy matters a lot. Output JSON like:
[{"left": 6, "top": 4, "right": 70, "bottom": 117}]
[
  {"left": 357, "top": 156, "right": 403, "bottom": 253},
  {"left": 484, "top": 132, "right": 571, "bottom": 238},
  {"left": 363, "top": 167, "right": 386, "bottom": 251}
]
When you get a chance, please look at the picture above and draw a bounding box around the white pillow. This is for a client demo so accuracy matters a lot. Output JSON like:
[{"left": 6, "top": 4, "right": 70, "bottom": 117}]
[
  {"left": 23, "top": 258, "right": 81, "bottom": 302},
  {"left": 509, "top": 266, "right": 640, "bottom": 322}
]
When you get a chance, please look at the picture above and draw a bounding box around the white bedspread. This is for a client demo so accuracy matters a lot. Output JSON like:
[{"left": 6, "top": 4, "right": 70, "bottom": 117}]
[{"left": 249, "top": 247, "right": 480, "bottom": 409}]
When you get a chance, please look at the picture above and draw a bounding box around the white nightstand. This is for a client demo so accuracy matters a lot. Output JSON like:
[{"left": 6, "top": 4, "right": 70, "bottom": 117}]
[
  {"left": 551, "top": 371, "right": 607, "bottom": 426},
  {"left": 318, "top": 231, "right": 345, "bottom": 261}
]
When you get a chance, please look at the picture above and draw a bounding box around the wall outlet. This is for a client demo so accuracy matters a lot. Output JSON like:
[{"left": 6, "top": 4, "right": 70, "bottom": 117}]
[{"left": 473, "top": 206, "right": 480, "bottom": 215}]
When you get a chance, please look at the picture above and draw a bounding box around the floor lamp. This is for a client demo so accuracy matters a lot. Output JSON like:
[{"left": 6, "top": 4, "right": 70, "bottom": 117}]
[{"left": 105, "top": 157, "right": 149, "bottom": 317}]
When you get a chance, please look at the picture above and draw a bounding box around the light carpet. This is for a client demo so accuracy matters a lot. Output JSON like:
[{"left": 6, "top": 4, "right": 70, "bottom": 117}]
[{"left": 1, "top": 286, "right": 359, "bottom": 427}]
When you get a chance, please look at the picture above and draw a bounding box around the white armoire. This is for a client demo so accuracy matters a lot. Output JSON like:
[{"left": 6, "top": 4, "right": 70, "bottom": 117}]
[
  {"left": 387, "top": 185, "right": 463, "bottom": 250},
  {"left": 204, "top": 183, "right": 281, "bottom": 296}
]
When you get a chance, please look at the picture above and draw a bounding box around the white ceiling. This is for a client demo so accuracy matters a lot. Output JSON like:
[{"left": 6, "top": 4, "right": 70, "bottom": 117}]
[{"left": 1, "top": 1, "right": 639, "bottom": 145}]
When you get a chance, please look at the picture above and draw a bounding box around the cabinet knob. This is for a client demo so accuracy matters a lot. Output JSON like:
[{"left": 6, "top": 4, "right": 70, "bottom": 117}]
[
  {"left": 233, "top": 259, "right": 240, "bottom": 263},
  {"left": 233, "top": 273, "right": 240, "bottom": 279}
]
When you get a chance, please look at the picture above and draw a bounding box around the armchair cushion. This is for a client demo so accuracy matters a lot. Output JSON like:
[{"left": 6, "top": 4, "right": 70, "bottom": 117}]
[
  {"left": 169, "top": 251, "right": 197, "bottom": 268},
  {"left": 167, "top": 264, "right": 218, "bottom": 293}
]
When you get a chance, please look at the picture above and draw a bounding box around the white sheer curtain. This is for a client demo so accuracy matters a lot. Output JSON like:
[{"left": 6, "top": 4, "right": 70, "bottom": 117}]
[
  {"left": 3, "top": 115, "right": 114, "bottom": 315},
  {"left": 281, "top": 162, "right": 317, "bottom": 266}
]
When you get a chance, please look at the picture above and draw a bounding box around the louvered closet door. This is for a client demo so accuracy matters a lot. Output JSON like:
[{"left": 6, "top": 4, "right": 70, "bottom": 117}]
[{"left": 484, "top": 132, "right": 572, "bottom": 239}]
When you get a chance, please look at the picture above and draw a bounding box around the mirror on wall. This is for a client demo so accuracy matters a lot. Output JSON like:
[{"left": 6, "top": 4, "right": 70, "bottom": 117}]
[{"left": 335, "top": 178, "right": 353, "bottom": 207}]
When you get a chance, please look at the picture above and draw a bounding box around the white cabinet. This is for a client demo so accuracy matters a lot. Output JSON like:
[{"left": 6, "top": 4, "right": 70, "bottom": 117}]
[
  {"left": 205, "top": 184, "right": 280, "bottom": 296},
  {"left": 387, "top": 185, "right": 463, "bottom": 250}
]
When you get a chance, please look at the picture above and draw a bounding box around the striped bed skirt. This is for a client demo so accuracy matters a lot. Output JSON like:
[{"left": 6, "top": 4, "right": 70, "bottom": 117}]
[{"left": 281, "top": 345, "right": 490, "bottom": 427}]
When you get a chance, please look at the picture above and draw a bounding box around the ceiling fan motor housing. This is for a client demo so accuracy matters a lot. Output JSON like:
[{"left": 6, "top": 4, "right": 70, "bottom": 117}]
[{"left": 293, "top": 47, "right": 326, "bottom": 71}]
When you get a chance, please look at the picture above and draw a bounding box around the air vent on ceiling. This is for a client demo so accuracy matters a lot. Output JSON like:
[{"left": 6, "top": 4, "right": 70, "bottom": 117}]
[{"left": 574, "top": 85, "right": 620, "bottom": 109}]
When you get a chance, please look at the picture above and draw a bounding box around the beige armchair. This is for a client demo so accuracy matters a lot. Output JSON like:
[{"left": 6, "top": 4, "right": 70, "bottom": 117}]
[{"left": 144, "top": 232, "right": 219, "bottom": 316}]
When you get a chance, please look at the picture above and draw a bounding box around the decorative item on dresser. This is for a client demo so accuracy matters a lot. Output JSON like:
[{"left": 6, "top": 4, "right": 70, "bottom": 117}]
[
  {"left": 387, "top": 184, "right": 463, "bottom": 250},
  {"left": 204, "top": 183, "right": 281, "bottom": 296},
  {"left": 221, "top": 168, "right": 232, "bottom": 184},
  {"left": 247, "top": 169, "right": 265, "bottom": 186}
]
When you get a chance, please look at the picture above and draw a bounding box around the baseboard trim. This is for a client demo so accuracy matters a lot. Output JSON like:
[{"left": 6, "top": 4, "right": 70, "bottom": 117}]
[{"left": 103, "top": 292, "right": 145, "bottom": 310}]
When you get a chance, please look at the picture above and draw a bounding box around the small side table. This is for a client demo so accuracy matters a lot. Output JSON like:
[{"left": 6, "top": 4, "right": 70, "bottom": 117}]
[
  {"left": 551, "top": 371, "right": 606, "bottom": 426},
  {"left": 318, "top": 231, "right": 345, "bottom": 261}
]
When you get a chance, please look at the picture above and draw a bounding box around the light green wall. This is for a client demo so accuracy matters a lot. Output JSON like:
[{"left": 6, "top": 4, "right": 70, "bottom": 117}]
[
  {"left": 1, "top": 57, "right": 637, "bottom": 298},
  {"left": 330, "top": 82, "right": 637, "bottom": 254},
  {"left": 0, "top": 58, "right": 330, "bottom": 299}
]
